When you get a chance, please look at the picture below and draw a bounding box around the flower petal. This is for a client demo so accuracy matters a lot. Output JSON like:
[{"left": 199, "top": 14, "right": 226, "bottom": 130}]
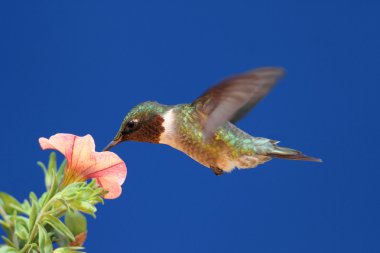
[
  {"left": 84, "top": 152, "right": 127, "bottom": 199},
  {"left": 96, "top": 176, "right": 123, "bottom": 199},
  {"left": 69, "top": 232, "right": 87, "bottom": 247},
  {"left": 83, "top": 152, "right": 126, "bottom": 183},
  {"left": 39, "top": 133, "right": 127, "bottom": 199},
  {"left": 39, "top": 134, "right": 77, "bottom": 166},
  {"left": 39, "top": 134, "right": 97, "bottom": 174},
  {"left": 69, "top": 135, "right": 96, "bottom": 173}
]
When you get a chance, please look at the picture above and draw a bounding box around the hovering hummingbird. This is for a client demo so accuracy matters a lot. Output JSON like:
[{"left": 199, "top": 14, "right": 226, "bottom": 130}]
[{"left": 104, "top": 67, "right": 321, "bottom": 175}]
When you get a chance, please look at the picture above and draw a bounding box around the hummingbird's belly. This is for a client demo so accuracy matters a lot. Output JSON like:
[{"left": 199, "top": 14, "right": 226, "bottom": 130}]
[
  {"left": 166, "top": 130, "right": 269, "bottom": 172},
  {"left": 160, "top": 107, "right": 271, "bottom": 172},
  {"left": 164, "top": 139, "right": 236, "bottom": 172}
]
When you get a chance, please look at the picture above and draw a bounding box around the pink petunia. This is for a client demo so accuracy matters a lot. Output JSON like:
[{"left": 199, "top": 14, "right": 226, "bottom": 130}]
[{"left": 39, "top": 133, "right": 127, "bottom": 199}]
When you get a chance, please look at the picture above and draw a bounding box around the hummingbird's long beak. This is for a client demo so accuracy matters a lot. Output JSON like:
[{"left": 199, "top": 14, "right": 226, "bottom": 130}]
[{"left": 103, "top": 139, "right": 120, "bottom": 151}]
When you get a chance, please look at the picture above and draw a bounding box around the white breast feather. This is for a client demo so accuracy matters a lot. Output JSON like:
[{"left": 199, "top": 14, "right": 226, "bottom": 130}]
[{"left": 160, "top": 109, "right": 176, "bottom": 146}]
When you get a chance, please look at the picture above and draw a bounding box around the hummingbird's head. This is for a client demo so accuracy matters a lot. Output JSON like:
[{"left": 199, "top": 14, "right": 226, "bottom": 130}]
[{"left": 103, "top": 101, "right": 169, "bottom": 151}]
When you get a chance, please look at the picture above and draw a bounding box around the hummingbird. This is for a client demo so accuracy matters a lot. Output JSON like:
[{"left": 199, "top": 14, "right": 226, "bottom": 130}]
[{"left": 104, "top": 67, "right": 321, "bottom": 175}]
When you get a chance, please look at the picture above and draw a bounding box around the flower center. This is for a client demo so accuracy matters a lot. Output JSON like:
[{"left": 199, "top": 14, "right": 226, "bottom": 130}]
[{"left": 61, "top": 165, "right": 86, "bottom": 187}]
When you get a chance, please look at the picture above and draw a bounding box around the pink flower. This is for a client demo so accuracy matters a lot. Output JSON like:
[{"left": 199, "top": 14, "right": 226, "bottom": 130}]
[{"left": 39, "top": 134, "right": 127, "bottom": 199}]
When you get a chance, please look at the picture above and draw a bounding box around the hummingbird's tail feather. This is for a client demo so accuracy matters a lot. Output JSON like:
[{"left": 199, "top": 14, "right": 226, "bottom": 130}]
[{"left": 267, "top": 144, "right": 322, "bottom": 162}]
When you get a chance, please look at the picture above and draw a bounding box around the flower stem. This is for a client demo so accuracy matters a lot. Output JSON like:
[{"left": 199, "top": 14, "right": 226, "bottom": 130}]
[
  {"left": 0, "top": 205, "right": 10, "bottom": 223},
  {"left": 0, "top": 205, "right": 19, "bottom": 249},
  {"left": 20, "top": 196, "right": 57, "bottom": 253}
]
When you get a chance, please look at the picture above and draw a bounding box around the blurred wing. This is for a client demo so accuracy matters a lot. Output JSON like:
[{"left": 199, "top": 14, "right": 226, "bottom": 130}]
[{"left": 192, "top": 67, "right": 285, "bottom": 137}]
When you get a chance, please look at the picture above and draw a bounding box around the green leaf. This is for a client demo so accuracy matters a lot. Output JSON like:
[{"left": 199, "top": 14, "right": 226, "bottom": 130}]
[
  {"left": 56, "top": 198, "right": 70, "bottom": 211},
  {"left": 28, "top": 195, "right": 39, "bottom": 231},
  {"left": 42, "top": 169, "right": 59, "bottom": 208},
  {"left": 37, "top": 161, "right": 48, "bottom": 175},
  {"left": 54, "top": 231, "right": 70, "bottom": 248},
  {"left": 18, "top": 200, "right": 31, "bottom": 215},
  {"left": 47, "top": 172, "right": 59, "bottom": 200},
  {"left": 0, "top": 219, "right": 9, "bottom": 228},
  {"left": 45, "top": 152, "right": 57, "bottom": 190},
  {"left": 64, "top": 211, "right": 87, "bottom": 236},
  {"left": 29, "top": 192, "right": 38, "bottom": 205},
  {"left": 1, "top": 236, "right": 16, "bottom": 248},
  {"left": 69, "top": 202, "right": 96, "bottom": 217},
  {"left": 38, "top": 224, "right": 53, "bottom": 253},
  {"left": 56, "top": 180, "right": 105, "bottom": 218},
  {"left": 0, "top": 221, "right": 11, "bottom": 241},
  {"left": 53, "top": 246, "right": 84, "bottom": 253},
  {"left": 0, "top": 193, "right": 21, "bottom": 214},
  {"left": 57, "top": 160, "right": 67, "bottom": 183},
  {"left": 16, "top": 216, "right": 29, "bottom": 227},
  {"left": 43, "top": 215, "right": 75, "bottom": 242},
  {"left": 15, "top": 218, "right": 29, "bottom": 241},
  {"left": 48, "top": 152, "right": 57, "bottom": 172},
  {"left": 27, "top": 243, "right": 39, "bottom": 252},
  {"left": 89, "top": 196, "right": 104, "bottom": 206},
  {"left": 0, "top": 245, "right": 18, "bottom": 253},
  {"left": 39, "top": 193, "right": 48, "bottom": 207}
]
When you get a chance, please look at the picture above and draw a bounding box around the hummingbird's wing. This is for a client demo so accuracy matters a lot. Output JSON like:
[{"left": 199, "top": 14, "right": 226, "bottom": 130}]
[{"left": 192, "top": 67, "right": 285, "bottom": 137}]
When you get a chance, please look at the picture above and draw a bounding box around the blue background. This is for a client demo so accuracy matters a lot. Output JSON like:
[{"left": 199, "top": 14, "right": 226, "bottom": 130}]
[{"left": 1, "top": 1, "right": 379, "bottom": 252}]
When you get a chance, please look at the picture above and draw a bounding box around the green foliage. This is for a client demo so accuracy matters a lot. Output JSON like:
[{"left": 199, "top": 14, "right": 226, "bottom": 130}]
[
  {"left": 0, "top": 152, "right": 105, "bottom": 252},
  {"left": 65, "top": 211, "right": 87, "bottom": 237}
]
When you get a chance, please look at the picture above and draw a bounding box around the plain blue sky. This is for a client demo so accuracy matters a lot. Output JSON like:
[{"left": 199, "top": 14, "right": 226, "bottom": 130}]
[{"left": 0, "top": 1, "right": 379, "bottom": 252}]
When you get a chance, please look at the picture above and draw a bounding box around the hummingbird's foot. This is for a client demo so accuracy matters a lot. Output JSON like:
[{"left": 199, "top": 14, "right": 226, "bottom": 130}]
[{"left": 211, "top": 166, "right": 224, "bottom": 176}]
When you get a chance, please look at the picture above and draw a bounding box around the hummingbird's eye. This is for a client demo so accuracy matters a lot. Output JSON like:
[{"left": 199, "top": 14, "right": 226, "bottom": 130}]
[{"left": 127, "top": 120, "right": 137, "bottom": 129}]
